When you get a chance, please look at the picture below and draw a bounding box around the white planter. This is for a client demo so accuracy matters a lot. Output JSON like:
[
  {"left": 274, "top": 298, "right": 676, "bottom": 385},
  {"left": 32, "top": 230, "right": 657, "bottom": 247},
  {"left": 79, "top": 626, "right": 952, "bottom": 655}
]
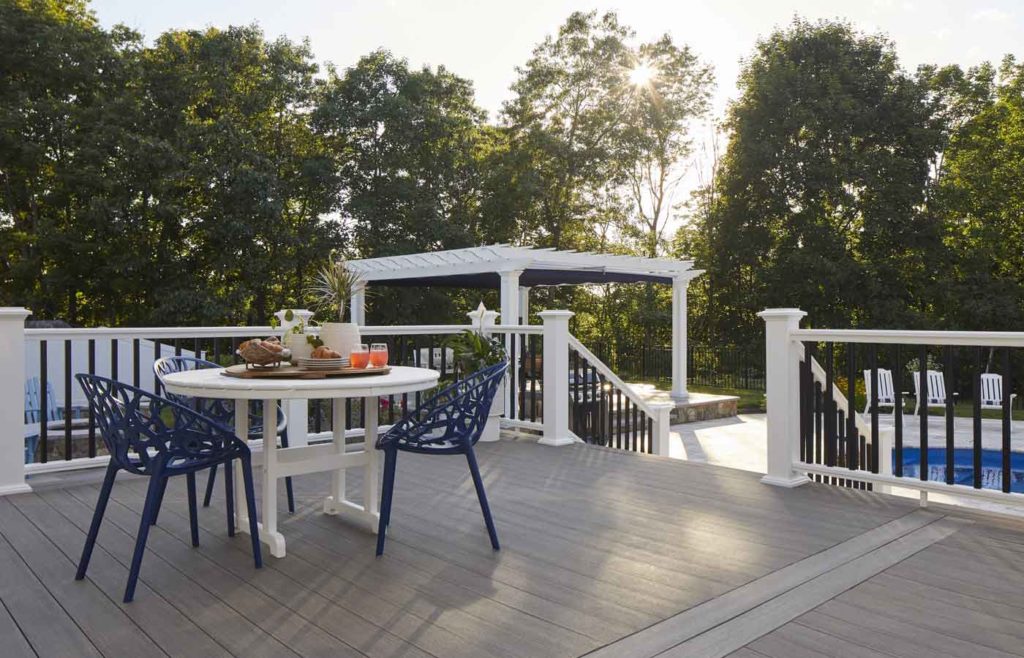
[
  {"left": 319, "top": 322, "right": 361, "bottom": 357},
  {"left": 284, "top": 332, "right": 313, "bottom": 361},
  {"left": 479, "top": 379, "right": 505, "bottom": 442},
  {"left": 274, "top": 308, "right": 314, "bottom": 338}
]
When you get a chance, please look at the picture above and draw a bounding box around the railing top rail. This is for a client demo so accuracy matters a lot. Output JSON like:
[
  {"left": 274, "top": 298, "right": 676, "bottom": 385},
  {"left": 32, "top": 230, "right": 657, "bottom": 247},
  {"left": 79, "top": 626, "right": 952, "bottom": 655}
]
[
  {"left": 793, "top": 328, "right": 1024, "bottom": 348},
  {"left": 25, "top": 326, "right": 276, "bottom": 341},
  {"left": 25, "top": 323, "right": 546, "bottom": 341}
]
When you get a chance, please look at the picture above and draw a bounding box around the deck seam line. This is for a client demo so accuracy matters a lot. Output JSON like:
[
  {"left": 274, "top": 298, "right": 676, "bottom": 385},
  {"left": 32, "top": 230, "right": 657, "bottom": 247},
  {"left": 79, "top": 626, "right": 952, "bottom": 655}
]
[
  {"left": 0, "top": 596, "right": 39, "bottom": 658},
  {"left": 657, "top": 516, "right": 968, "bottom": 658},
  {"left": 582, "top": 509, "right": 947, "bottom": 658}
]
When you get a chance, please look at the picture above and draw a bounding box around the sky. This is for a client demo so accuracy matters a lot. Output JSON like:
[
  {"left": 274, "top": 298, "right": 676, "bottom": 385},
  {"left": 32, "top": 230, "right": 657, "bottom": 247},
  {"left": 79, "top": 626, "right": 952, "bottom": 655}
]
[
  {"left": 86, "top": 0, "right": 1023, "bottom": 227},
  {"left": 88, "top": 0, "right": 1023, "bottom": 119}
]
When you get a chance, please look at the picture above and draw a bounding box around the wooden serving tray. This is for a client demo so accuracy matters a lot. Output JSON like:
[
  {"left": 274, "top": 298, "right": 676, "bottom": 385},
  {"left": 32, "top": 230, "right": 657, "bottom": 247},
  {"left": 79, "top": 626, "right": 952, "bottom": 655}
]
[{"left": 221, "top": 364, "right": 391, "bottom": 379}]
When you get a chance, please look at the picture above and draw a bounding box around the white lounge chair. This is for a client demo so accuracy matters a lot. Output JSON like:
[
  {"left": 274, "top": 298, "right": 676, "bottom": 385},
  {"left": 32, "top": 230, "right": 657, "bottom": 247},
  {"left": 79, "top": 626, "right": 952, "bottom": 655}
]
[
  {"left": 980, "top": 373, "right": 1017, "bottom": 410},
  {"left": 862, "top": 368, "right": 897, "bottom": 414},
  {"left": 912, "top": 370, "right": 955, "bottom": 416}
]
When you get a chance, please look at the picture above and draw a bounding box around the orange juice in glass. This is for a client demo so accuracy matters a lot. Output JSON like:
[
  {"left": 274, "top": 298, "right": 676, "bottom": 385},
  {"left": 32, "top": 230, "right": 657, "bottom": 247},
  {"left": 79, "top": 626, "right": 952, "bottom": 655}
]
[
  {"left": 350, "top": 344, "right": 370, "bottom": 368},
  {"left": 369, "top": 343, "right": 388, "bottom": 367}
]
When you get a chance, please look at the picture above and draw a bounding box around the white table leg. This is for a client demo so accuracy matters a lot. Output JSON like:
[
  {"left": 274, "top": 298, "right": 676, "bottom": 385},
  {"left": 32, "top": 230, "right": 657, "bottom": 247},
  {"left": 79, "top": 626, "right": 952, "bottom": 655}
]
[
  {"left": 324, "top": 398, "right": 347, "bottom": 512},
  {"left": 234, "top": 398, "right": 286, "bottom": 558},
  {"left": 363, "top": 396, "right": 380, "bottom": 517},
  {"left": 259, "top": 398, "right": 285, "bottom": 557},
  {"left": 323, "top": 396, "right": 380, "bottom": 532},
  {"left": 233, "top": 405, "right": 248, "bottom": 534}
]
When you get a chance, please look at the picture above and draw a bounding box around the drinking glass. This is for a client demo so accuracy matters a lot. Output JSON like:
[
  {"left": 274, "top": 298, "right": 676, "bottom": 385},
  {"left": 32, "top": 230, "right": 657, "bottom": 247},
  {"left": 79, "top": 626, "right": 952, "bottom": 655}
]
[
  {"left": 369, "top": 343, "right": 389, "bottom": 367},
  {"left": 350, "top": 343, "right": 370, "bottom": 369}
]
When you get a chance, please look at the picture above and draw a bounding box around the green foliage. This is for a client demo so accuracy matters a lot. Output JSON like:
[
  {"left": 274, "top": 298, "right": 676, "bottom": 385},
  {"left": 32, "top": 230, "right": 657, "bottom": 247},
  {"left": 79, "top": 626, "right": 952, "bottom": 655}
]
[
  {"left": 305, "top": 261, "right": 362, "bottom": 322},
  {"left": 683, "top": 18, "right": 948, "bottom": 344},
  {"left": 446, "top": 329, "right": 507, "bottom": 374},
  {"left": 4, "top": 2, "right": 1023, "bottom": 363}
]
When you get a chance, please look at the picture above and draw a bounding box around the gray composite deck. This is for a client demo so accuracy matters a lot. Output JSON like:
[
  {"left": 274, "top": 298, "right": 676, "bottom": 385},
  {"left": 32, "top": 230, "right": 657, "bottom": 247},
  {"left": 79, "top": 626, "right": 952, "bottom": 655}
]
[{"left": 3, "top": 438, "right": 1024, "bottom": 657}]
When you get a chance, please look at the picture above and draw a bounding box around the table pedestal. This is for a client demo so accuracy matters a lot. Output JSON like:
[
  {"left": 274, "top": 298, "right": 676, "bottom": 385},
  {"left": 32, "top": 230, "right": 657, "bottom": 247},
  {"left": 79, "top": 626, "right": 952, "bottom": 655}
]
[{"left": 233, "top": 395, "right": 382, "bottom": 558}]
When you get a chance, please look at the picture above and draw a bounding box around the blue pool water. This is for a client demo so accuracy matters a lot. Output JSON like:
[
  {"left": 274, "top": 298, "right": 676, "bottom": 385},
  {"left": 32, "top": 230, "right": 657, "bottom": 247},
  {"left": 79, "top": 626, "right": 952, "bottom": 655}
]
[{"left": 897, "top": 448, "right": 1024, "bottom": 492}]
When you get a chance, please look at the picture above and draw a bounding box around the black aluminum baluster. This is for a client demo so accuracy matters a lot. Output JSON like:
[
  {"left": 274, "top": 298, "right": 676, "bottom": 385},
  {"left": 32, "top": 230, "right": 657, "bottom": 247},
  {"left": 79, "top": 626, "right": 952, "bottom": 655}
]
[
  {"left": 153, "top": 339, "right": 161, "bottom": 392},
  {"left": 40, "top": 341, "right": 48, "bottom": 463},
  {"left": 919, "top": 346, "right": 929, "bottom": 482},
  {"left": 869, "top": 344, "right": 879, "bottom": 474},
  {"left": 132, "top": 339, "right": 140, "bottom": 387},
  {"left": 894, "top": 345, "right": 903, "bottom": 477},
  {"left": 87, "top": 339, "right": 96, "bottom": 458},
  {"left": 846, "top": 344, "right": 857, "bottom": 471},
  {"left": 824, "top": 343, "right": 835, "bottom": 467},
  {"left": 1002, "top": 348, "right": 1012, "bottom": 493},
  {"left": 973, "top": 347, "right": 983, "bottom": 489},
  {"left": 64, "top": 340, "right": 72, "bottom": 460},
  {"left": 944, "top": 346, "right": 955, "bottom": 485}
]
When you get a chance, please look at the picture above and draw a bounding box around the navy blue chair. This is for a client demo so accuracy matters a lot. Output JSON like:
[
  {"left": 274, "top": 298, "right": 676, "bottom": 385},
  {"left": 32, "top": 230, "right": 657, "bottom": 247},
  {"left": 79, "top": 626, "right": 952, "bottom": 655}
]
[
  {"left": 75, "top": 374, "right": 261, "bottom": 603},
  {"left": 375, "top": 361, "right": 508, "bottom": 556},
  {"left": 154, "top": 356, "right": 295, "bottom": 514}
]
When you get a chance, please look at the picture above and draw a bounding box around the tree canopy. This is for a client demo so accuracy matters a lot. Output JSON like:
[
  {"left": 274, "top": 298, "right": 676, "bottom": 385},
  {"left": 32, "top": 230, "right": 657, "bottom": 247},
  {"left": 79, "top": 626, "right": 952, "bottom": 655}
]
[{"left": 2, "top": 3, "right": 1022, "bottom": 356}]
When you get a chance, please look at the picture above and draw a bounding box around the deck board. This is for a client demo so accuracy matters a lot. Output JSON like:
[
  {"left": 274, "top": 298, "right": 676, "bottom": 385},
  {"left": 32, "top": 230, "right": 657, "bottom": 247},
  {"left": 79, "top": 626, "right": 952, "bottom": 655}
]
[{"left": 2, "top": 439, "right": 1024, "bottom": 657}]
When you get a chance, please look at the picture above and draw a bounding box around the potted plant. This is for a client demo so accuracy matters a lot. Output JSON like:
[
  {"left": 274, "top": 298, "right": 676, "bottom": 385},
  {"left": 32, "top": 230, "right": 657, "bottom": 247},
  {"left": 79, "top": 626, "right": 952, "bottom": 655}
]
[
  {"left": 447, "top": 320, "right": 508, "bottom": 442},
  {"left": 306, "top": 261, "right": 364, "bottom": 359}
]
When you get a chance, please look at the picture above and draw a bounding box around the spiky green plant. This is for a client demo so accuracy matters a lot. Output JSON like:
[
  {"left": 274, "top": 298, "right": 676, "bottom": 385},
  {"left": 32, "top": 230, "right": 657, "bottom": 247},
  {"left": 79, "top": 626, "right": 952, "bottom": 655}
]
[{"left": 306, "top": 261, "right": 363, "bottom": 322}]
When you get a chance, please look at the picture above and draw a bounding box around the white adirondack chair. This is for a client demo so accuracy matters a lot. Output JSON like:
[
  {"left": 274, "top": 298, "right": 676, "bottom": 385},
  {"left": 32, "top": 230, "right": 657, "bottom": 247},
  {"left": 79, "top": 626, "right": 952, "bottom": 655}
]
[
  {"left": 980, "top": 373, "right": 1017, "bottom": 411},
  {"left": 862, "top": 368, "right": 897, "bottom": 414},
  {"left": 912, "top": 370, "right": 954, "bottom": 416}
]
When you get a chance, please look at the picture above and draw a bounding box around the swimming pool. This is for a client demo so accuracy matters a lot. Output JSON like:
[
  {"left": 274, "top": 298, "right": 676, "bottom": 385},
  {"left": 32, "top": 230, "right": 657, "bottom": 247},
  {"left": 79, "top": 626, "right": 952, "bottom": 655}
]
[{"left": 897, "top": 448, "right": 1024, "bottom": 493}]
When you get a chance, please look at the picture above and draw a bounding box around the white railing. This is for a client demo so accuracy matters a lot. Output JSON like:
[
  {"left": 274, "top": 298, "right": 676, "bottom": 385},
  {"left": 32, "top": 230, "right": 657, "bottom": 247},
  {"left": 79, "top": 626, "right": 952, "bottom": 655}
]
[
  {"left": 2, "top": 307, "right": 663, "bottom": 493},
  {"left": 762, "top": 308, "right": 1023, "bottom": 510}
]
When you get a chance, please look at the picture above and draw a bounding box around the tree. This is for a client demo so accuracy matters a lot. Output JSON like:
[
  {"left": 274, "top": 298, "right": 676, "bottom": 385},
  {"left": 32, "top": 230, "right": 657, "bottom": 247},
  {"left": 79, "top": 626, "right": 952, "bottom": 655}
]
[
  {"left": 934, "top": 56, "right": 1024, "bottom": 330},
  {"left": 315, "top": 50, "right": 497, "bottom": 323},
  {"left": 689, "top": 18, "right": 945, "bottom": 344}
]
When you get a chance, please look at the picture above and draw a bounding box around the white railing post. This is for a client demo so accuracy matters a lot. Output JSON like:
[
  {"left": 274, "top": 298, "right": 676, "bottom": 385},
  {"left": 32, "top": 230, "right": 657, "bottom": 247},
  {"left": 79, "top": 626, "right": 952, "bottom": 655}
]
[
  {"left": 1, "top": 308, "right": 31, "bottom": 495},
  {"left": 758, "top": 308, "right": 810, "bottom": 488},
  {"left": 651, "top": 403, "right": 674, "bottom": 456},
  {"left": 538, "top": 310, "right": 575, "bottom": 446}
]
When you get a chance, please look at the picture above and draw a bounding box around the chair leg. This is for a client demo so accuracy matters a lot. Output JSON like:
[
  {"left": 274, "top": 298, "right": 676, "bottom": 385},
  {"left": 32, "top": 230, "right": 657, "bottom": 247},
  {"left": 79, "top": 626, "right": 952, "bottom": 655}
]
[
  {"left": 465, "top": 446, "right": 499, "bottom": 551},
  {"left": 203, "top": 464, "right": 218, "bottom": 507},
  {"left": 76, "top": 461, "right": 118, "bottom": 580},
  {"left": 376, "top": 448, "right": 398, "bottom": 556},
  {"left": 224, "top": 458, "right": 235, "bottom": 537},
  {"left": 239, "top": 453, "right": 263, "bottom": 568},
  {"left": 149, "top": 476, "right": 169, "bottom": 526},
  {"left": 124, "top": 471, "right": 165, "bottom": 603},
  {"left": 281, "top": 429, "right": 295, "bottom": 514},
  {"left": 186, "top": 472, "right": 199, "bottom": 547}
]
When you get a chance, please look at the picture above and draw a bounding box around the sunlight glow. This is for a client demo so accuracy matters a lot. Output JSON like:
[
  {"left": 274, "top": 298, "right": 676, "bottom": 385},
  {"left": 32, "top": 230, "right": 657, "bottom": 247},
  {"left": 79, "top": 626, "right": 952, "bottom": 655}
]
[{"left": 628, "top": 62, "right": 655, "bottom": 86}]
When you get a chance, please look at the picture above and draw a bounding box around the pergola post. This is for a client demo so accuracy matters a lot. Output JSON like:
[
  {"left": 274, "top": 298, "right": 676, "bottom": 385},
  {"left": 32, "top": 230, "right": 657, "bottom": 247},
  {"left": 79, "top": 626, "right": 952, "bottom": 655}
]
[
  {"left": 518, "top": 286, "right": 530, "bottom": 324},
  {"left": 350, "top": 282, "right": 366, "bottom": 326},
  {"left": 671, "top": 276, "right": 690, "bottom": 401},
  {"left": 499, "top": 270, "right": 522, "bottom": 412}
]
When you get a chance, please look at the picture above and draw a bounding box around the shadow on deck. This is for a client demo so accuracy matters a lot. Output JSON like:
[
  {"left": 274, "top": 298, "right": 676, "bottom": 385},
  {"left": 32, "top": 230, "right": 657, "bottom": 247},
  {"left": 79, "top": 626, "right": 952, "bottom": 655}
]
[{"left": 5, "top": 439, "right": 1024, "bottom": 657}]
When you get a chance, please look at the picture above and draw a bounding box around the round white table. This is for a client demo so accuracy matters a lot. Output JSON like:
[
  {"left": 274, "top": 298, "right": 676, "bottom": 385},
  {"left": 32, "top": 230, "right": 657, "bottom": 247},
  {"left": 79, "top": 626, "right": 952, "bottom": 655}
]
[{"left": 162, "top": 365, "right": 440, "bottom": 557}]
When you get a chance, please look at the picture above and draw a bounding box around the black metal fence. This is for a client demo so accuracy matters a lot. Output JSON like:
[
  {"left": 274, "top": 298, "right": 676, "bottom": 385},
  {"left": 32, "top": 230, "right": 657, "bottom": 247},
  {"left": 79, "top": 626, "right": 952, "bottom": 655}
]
[{"left": 593, "top": 342, "right": 766, "bottom": 391}]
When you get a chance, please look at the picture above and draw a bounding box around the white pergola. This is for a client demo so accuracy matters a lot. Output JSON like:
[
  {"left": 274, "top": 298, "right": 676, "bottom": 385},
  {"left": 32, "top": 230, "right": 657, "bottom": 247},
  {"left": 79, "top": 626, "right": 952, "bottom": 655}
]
[{"left": 346, "top": 245, "right": 702, "bottom": 400}]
